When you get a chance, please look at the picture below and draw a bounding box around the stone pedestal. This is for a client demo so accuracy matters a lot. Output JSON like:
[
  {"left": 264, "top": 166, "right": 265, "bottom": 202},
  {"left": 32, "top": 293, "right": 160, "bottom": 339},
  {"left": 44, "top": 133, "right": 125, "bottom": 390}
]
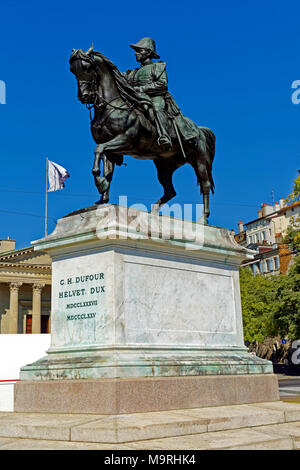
[{"left": 15, "top": 205, "right": 279, "bottom": 413}]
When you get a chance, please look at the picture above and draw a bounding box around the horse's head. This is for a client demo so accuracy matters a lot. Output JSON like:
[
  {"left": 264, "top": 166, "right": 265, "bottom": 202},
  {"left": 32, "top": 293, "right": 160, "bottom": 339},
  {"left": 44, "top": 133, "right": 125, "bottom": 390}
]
[{"left": 69, "top": 45, "right": 98, "bottom": 105}]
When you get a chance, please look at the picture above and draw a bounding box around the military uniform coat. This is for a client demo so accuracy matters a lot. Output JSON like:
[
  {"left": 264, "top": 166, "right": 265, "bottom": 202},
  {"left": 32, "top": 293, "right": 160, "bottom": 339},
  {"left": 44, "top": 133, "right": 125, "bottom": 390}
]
[{"left": 125, "top": 62, "right": 199, "bottom": 141}]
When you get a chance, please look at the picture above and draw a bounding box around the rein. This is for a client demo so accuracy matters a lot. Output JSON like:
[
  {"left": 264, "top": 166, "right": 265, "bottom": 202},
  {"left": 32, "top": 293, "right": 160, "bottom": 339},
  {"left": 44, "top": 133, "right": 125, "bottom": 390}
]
[
  {"left": 73, "top": 52, "right": 139, "bottom": 122},
  {"left": 78, "top": 74, "right": 134, "bottom": 117},
  {"left": 82, "top": 85, "right": 134, "bottom": 122},
  {"left": 99, "top": 96, "right": 133, "bottom": 112},
  {"left": 74, "top": 53, "right": 137, "bottom": 125},
  {"left": 87, "top": 97, "right": 130, "bottom": 127}
]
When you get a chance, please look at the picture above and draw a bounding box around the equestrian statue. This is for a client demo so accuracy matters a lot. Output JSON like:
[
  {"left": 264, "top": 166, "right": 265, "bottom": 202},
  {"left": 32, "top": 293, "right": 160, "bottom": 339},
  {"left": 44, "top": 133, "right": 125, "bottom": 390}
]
[{"left": 69, "top": 38, "right": 215, "bottom": 223}]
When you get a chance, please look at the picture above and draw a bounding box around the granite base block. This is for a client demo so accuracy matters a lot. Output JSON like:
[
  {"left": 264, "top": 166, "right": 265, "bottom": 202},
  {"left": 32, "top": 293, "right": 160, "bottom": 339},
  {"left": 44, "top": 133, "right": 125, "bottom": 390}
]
[{"left": 14, "top": 374, "right": 280, "bottom": 414}]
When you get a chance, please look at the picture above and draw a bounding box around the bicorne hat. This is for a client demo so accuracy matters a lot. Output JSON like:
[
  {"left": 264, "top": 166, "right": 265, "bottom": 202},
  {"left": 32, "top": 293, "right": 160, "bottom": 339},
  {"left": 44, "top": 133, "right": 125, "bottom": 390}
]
[{"left": 130, "top": 37, "right": 160, "bottom": 59}]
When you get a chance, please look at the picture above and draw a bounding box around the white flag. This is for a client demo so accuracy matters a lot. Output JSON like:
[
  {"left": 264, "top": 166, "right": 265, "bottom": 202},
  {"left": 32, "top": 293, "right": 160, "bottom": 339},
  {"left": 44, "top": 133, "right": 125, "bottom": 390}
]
[{"left": 48, "top": 160, "right": 70, "bottom": 192}]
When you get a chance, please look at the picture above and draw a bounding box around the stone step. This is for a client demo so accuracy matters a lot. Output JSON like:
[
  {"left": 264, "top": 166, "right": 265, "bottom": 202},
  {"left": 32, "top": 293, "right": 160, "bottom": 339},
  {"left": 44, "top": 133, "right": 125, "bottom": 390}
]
[
  {"left": 129, "top": 424, "right": 299, "bottom": 450},
  {"left": 0, "top": 423, "right": 299, "bottom": 450},
  {"left": 0, "top": 401, "right": 299, "bottom": 448}
]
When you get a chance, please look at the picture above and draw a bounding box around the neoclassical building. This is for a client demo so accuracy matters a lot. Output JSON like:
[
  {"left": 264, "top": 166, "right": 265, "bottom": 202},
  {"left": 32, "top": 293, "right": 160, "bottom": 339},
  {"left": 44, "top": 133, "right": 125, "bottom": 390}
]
[{"left": 0, "top": 239, "right": 51, "bottom": 334}]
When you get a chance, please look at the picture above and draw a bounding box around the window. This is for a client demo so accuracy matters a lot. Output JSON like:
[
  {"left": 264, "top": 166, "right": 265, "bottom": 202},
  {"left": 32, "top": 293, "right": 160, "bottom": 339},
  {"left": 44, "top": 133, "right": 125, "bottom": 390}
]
[
  {"left": 252, "top": 263, "right": 259, "bottom": 275},
  {"left": 274, "top": 256, "right": 280, "bottom": 270},
  {"left": 267, "top": 258, "right": 274, "bottom": 272},
  {"left": 260, "top": 261, "right": 266, "bottom": 273}
]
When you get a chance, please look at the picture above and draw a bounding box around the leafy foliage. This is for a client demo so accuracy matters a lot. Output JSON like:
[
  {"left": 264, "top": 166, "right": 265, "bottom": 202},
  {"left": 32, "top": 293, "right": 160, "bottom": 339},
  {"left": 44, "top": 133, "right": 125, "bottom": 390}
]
[
  {"left": 271, "top": 255, "right": 300, "bottom": 339},
  {"left": 239, "top": 267, "right": 277, "bottom": 343},
  {"left": 240, "top": 256, "right": 300, "bottom": 342},
  {"left": 283, "top": 224, "right": 300, "bottom": 250},
  {"left": 285, "top": 173, "right": 300, "bottom": 203}
]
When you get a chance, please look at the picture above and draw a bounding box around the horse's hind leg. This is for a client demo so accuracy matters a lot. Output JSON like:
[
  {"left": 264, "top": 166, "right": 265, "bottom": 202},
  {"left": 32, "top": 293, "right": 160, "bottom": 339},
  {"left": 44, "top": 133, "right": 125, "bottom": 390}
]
[
  {"left": 152, "top": 159, "right": 178, "bottom": 212},
  {"left": 203, "top": 191, "right": 210, "bottom": 225}
]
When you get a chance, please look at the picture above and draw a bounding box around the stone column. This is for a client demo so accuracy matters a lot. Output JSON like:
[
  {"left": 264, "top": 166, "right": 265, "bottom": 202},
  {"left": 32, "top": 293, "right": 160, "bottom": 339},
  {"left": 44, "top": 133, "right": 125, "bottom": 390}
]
[
  {"left": 9, "top": 282, "right": 22, "bottom": 334},
  {"left": 32, "top": 283, "right": 45, "bottom": 334}
]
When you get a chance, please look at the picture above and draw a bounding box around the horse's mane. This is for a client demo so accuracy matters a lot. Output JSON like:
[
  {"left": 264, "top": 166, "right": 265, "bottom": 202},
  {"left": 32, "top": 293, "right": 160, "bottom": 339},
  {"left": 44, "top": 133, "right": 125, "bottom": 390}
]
[{"left": 90, "top": 51, "right": 153, "bottom": 111}]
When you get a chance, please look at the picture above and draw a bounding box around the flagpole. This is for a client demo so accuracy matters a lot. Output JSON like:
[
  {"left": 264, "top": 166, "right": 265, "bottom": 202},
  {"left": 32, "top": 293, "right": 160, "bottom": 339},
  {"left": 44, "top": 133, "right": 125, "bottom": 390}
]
[{"left": 45, "top": 157, "right": 48, "bottom": 237}]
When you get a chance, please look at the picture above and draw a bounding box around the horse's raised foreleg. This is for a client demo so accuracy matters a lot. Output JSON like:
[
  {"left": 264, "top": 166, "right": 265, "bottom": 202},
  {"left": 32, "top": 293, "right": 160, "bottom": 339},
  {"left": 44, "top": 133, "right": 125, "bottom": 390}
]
[
  {"left": 92, "top": 134, "right": 132, "bottom": 201},
  {"left": 151, "top": 159, "right": 178, "bottom": 212}
]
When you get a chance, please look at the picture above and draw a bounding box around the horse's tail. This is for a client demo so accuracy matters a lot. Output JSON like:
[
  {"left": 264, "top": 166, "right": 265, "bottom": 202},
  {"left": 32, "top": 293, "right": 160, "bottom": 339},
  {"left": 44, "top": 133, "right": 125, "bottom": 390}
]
[
  {"left": 200, "top": 126, "right": 215, "bottom": 165},
  {"left": 192, "top": 126, "right": 215, "bottom": 195},
  {"left": 189, "top": 126, "right": 215, "bottom": 195}
]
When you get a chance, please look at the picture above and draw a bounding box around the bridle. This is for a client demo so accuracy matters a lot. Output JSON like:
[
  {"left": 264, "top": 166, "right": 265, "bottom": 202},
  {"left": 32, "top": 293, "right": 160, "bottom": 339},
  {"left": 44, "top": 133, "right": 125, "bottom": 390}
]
[{"left": 75, "top": 59, "right": 134, "bottom": 119}]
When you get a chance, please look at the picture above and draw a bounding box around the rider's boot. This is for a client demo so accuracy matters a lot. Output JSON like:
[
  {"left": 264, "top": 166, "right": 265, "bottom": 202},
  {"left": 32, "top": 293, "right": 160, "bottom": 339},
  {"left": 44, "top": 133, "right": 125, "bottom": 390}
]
[{"left": 154, "top": 112, "right": 172, "bottom": 148}]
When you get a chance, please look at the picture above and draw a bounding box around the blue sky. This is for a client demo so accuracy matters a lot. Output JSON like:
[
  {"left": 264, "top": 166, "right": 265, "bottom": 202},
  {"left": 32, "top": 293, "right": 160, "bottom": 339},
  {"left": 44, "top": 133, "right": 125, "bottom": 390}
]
[{"left": 0, "top": 0, "right": 299, "bottom": 249}]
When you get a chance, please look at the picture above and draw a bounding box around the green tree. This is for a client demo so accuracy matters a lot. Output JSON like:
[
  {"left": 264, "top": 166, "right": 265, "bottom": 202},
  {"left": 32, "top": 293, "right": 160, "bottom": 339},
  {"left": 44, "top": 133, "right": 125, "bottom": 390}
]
[
  {"left": 285, "top": 172, "right": 300, "bottom": 204},
  {"left": 239, "top": 267, "right": 277, "bottom": 343},
  {"left": 271, "top": 255, "right": 300, "bottom": 339},
  {"left": 283, "top": 224, "right": 300, "bottom": 250},
  {"left": 240, "top": 256, "right": 300, "bottom": 343}
]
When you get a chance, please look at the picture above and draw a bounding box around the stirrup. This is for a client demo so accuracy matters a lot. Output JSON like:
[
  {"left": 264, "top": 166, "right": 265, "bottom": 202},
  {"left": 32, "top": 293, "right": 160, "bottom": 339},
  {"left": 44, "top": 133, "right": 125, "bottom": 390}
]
[{"left": 157, "top": 135, "right": 172, "bottom": 147}]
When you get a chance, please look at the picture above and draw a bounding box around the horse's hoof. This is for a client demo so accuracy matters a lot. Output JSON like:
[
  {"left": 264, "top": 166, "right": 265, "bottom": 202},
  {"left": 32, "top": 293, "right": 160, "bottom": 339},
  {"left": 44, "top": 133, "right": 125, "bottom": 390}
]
[
  {"left": 151, "top": 191, "right": 176, "bottom": 212},
  {"left": 94, "top": 196, "right": 109, "bottom": 205}
]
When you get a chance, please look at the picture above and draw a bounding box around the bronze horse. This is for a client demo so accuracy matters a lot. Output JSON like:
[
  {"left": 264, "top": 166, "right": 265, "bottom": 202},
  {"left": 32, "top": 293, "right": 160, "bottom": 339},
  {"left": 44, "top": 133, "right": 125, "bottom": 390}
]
[{"left": 69, "top": 46, "right": 215, "bottom": 223}]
